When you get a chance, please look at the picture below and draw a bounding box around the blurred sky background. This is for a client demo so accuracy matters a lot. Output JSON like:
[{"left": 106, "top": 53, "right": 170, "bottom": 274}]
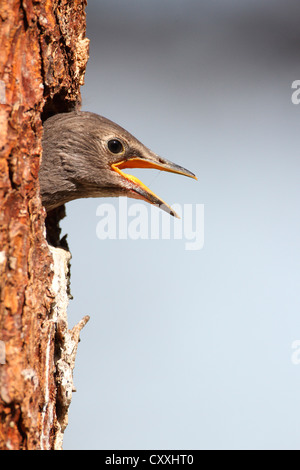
[{"left": 62, "top": 0, "right": 300, "bottom": 450}]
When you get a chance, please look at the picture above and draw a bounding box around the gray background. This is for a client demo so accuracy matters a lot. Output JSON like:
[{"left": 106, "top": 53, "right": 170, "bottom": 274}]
[{"left": 63, "top": 0, "right": 300, "bottom": 450}]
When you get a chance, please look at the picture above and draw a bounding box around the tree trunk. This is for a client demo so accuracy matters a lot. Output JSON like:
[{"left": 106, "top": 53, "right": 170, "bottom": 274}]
[{"left": 0, "top": 0, "right": 89, "bottom": 450}]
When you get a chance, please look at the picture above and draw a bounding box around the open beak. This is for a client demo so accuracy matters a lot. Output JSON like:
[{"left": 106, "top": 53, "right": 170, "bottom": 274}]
[{"left": 111, "top": 156, "right": 197, "bottom": 218}]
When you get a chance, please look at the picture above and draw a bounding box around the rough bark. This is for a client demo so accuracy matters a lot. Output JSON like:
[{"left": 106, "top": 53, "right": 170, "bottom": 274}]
[{"left": 0, "top": 0, "right": 89, "bottom": 450}]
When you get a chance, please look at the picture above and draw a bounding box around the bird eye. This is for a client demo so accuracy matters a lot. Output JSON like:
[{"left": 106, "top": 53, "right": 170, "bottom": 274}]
[{"left": 107, "top": 139, "right": 124, "bottom": 154}]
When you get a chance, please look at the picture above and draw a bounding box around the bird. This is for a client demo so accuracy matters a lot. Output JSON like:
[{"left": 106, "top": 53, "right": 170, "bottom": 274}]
[{"left": 39, "top": 111, "right": 196, "bottom": 217}]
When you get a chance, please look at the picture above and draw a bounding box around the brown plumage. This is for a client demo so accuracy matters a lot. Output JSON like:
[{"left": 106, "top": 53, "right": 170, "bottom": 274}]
[{"left": 39, "top": 111, "right": 196, "bottom": 217}]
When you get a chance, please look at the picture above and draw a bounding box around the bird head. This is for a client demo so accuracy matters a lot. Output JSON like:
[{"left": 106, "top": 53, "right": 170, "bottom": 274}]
[{"left": 40, "top": 111, "right": 197, "bottom": 216}]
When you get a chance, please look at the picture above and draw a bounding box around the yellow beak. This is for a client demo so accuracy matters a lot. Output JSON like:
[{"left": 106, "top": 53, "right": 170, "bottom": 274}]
[{"left": 111, "top": 156, "right": 197, "bottom": 218}]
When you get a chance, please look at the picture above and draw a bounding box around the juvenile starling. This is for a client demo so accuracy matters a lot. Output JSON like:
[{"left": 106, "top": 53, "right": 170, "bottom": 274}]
[{"left": 39, "top": 111, "right": 196, "bottom": 217}]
